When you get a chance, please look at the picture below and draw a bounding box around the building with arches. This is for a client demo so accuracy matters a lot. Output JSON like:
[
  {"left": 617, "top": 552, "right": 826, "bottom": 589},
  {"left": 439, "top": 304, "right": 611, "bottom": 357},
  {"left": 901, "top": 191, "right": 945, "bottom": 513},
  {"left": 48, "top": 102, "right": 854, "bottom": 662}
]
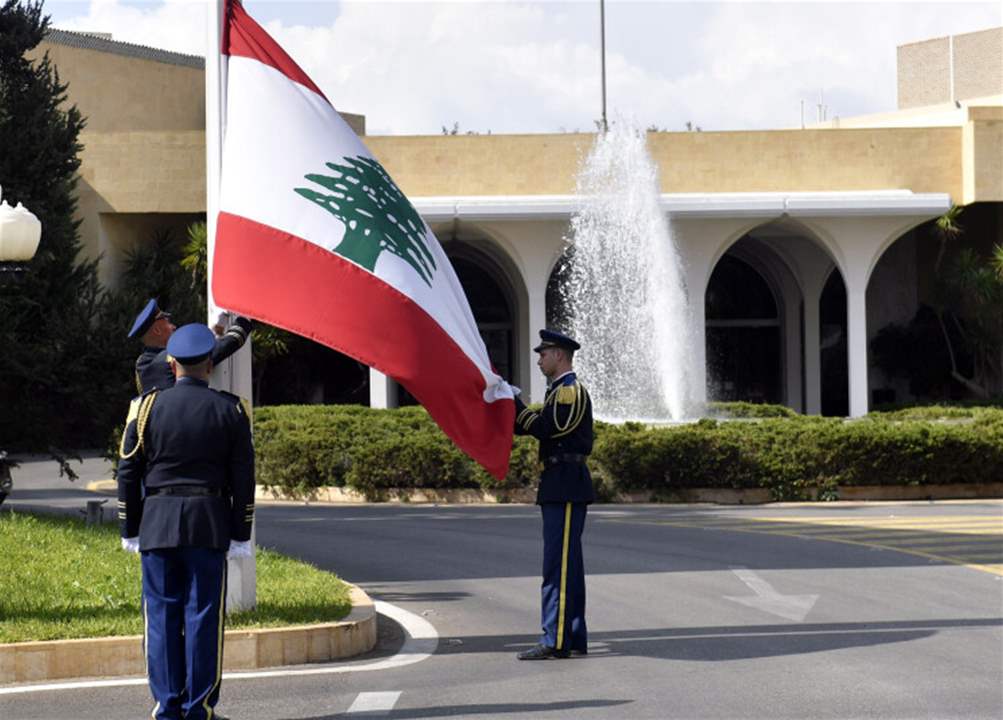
[{"left": 34, "top": 26, "right": 1003, "bottom": 416}]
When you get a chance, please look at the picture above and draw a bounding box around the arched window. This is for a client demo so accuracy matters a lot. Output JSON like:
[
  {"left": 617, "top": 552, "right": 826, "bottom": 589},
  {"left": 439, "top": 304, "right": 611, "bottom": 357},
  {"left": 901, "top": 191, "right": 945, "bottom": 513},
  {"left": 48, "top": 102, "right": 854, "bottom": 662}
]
[
  {"left": 545, "top": 246, "right": 574, "bottom": 330},
  {"left": 819, "top": 269, "right": 848, "bottom": 416},
  {"left": 451, "top": 255, "right": 515, "bottom": 382},
  {"left": 705, "top": 254, "right": 782, "bottom": 404}
]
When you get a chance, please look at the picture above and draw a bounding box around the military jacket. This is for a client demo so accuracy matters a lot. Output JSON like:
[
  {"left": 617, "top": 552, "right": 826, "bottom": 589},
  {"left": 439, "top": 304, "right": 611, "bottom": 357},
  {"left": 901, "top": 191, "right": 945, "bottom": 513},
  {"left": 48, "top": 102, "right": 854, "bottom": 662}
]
[
  {"left": 117, "top": 377, "right": 255, "bottom": 551},
  {"left": 134, "top": 324, "right": 248, "bottom": 394},
  {"left": 514, "top": 371, "right": 595, "bottom": 504}
]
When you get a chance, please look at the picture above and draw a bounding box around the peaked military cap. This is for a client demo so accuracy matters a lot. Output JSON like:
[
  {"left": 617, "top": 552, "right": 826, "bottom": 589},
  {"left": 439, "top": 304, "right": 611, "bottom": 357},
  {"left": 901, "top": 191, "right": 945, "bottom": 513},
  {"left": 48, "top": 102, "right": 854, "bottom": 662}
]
[
  {"left": 128, "top": 298, "right": 169, "bottom": 339},
  {"left": 166, "top": 323, "right": 215, "bottom": 365},
  {"left": 533, "top": 328, "right": 581, "bottom": 353}
]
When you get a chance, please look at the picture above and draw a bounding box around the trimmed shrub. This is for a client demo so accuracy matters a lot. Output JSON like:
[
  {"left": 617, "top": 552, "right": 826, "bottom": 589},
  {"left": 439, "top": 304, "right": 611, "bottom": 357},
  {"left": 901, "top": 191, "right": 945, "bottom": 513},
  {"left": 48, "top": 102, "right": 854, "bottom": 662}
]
[
  {"left": 704, "top": 401, "right": 798, "bottom": 418},
  {"left": 245, "top": 404, "right": 1003, "bottom": 503},
  {"left": 254, "top": 404, "right": 540, "bottom": 500}
]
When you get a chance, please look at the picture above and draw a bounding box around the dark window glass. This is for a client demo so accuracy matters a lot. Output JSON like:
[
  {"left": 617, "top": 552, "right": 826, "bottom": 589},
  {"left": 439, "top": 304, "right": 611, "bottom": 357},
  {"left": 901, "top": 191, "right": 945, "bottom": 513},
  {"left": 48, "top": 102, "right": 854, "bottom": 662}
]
[
  {"left": 706, "top": 255, "right": 778, "bottom": 320},
  {"left": 705, "top": 253, "right": 782, "bottom": 404}
]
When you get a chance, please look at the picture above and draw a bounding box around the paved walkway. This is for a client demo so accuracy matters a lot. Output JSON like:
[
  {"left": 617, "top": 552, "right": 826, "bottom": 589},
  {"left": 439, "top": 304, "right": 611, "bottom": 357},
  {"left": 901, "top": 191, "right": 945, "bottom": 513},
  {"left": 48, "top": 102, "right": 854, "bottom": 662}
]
[{"left": 1, "top": 452, "right": 116, "bottom": 520}]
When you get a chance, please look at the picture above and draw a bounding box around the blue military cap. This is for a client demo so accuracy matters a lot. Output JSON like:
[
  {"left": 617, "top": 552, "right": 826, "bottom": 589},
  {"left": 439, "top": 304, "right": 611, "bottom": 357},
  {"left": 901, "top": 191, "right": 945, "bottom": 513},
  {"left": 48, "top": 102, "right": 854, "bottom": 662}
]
[
  {"left": 534, "top": 328, "right": 581, "bottom": 353},
  {"left": 128, "top": 298, "right": 170, "bottom": 339},
  {"left": 166, "top": 323, "right": 215, "bottom": 365}
]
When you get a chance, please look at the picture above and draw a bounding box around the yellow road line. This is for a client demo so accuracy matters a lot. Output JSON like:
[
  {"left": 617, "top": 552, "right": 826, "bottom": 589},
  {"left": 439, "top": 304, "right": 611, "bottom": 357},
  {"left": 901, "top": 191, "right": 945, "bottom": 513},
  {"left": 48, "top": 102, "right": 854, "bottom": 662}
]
[
  {"left": 754, "top": 516, "right": 1003, "bottom": 528},
  {"left": 879, "top": 537, "right": 1003, "bottom": 547},
  {"left": 806, "top": 528, "right": 1001, "bottom": 538},
  {"left": 604, "top": 516, "right": 1003, "bottom": 576}
]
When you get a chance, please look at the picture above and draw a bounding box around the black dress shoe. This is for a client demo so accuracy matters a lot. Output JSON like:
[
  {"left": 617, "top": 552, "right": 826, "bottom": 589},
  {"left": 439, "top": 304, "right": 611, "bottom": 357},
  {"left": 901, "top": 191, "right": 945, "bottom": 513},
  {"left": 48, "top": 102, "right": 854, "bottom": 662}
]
[{"left": 517, "top": 643, "right": 570, "bottom": 660}]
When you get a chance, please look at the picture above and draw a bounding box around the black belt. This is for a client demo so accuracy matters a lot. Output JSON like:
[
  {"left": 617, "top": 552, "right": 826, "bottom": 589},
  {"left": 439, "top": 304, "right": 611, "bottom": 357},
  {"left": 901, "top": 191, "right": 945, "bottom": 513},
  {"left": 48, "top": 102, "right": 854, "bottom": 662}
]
[
  {"left": 544, "top": 453, "right": 587, "bottom": 468},
  {"left": 147, "top": 485, "right": 220, "bottom": 497}
]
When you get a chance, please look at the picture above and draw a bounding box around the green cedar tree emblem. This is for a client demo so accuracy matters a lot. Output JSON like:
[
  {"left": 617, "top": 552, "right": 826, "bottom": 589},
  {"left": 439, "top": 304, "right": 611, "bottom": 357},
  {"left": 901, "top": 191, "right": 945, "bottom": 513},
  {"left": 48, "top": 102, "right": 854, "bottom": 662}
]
[{"left": 294, "top": 155, "right": 437, "bottom": 286}]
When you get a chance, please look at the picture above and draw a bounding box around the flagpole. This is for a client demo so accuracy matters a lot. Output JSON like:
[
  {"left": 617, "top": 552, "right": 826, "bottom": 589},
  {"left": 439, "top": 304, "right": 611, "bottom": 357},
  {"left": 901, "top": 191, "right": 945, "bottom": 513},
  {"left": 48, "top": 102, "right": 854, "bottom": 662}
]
[{"left": 207, "top": 0, "right": 257, "bottom": 613}]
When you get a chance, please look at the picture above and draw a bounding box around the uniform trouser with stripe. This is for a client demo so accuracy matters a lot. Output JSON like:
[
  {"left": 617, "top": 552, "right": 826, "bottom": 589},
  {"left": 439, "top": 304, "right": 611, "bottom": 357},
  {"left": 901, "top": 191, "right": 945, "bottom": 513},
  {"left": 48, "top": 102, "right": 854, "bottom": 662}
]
[
  {"left": 540, "top": 502, "right": 588, "bottom": 652},
  {"left": 142, "top": 547, "right": 227, "bottom": 720}
]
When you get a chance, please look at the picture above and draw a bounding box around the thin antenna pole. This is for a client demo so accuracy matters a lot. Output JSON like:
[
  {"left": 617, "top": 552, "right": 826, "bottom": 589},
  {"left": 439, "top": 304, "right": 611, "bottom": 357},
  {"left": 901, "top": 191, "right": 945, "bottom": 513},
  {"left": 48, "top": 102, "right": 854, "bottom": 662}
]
[{"left": 600, "top": 0, "right": 608, "bottom": 132}]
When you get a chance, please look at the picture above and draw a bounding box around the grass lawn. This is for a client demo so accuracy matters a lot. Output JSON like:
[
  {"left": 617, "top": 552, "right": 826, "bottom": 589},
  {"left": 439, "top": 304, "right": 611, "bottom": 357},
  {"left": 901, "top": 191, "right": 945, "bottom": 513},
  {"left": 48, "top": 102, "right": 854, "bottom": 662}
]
[{"left": 0, "top": 511, "right": 353, "bottom": 643}]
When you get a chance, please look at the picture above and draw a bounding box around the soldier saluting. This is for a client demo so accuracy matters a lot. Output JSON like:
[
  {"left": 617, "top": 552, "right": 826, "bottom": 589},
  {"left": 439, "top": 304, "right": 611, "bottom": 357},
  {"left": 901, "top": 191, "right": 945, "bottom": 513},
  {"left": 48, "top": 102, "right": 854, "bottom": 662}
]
[
  {"left": 513, "top": 329, "right": 594, "bottom": 660},
  {"left": 118, "top": 323, "right": 255, "bottom": 720},
  {"left": 127, "top": 298, "right": 252, "bottom": 393}
]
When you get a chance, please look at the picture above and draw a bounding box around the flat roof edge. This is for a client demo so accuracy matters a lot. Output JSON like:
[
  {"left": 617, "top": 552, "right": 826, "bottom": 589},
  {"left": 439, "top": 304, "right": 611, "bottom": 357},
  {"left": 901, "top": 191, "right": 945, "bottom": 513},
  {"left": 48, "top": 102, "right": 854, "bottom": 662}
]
[
  {"left": 44, "top": 29, "right": 204, "bottom": 69},
  {"left": 412, "top": 191, "right": 952, "bottom": 221}
]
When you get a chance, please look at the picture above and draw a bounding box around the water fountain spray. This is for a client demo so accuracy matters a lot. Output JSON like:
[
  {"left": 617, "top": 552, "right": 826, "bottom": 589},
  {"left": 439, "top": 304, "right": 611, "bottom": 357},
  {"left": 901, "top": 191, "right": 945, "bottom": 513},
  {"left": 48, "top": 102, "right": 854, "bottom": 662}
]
[{"left": 561, "top": 118, "right": 696, "bottom": 421}]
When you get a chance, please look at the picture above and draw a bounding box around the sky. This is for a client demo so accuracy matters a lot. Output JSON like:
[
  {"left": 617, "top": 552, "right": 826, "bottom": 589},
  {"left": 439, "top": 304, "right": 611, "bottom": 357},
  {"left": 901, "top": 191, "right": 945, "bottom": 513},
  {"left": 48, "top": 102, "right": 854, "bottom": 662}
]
[{"left": 42, "top": 1, "right": 1003, "bottom": 135}]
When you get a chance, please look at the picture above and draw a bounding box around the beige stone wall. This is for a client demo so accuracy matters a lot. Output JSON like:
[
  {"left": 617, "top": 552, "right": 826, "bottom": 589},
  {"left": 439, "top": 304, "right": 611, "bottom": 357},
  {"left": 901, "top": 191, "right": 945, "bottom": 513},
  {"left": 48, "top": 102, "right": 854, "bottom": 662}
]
[
  {"left": 898, "top": 27, "right": 1003, "bottom": 109},
  {"left": 368, "top": 128, "right": 964, "bottom": 200},
  {"left": 77, "top": 131, "right": 206, "bottom": 213},
  {"left": 31, "top": 41, "right": 204, "bottom": 133},
  {"left": 898, "top": 36, "right": 951, "bottom": 109},
  {"left": 963, "top": 107, "right": 1003, "bottom": 204},
  {"left": 954, "top": 27, "right": 1003, "bottom": 104}
]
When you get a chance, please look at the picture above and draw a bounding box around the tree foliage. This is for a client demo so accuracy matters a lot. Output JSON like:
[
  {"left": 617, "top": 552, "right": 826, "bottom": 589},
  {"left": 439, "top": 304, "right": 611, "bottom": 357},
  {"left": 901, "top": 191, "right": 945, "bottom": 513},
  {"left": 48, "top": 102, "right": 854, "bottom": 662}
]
[
  {"left": 0, "top": 0, "right": 124, "bottom": 449},
  {"left": 871, "top": 206, "right": 1003, "bottom": 400}
]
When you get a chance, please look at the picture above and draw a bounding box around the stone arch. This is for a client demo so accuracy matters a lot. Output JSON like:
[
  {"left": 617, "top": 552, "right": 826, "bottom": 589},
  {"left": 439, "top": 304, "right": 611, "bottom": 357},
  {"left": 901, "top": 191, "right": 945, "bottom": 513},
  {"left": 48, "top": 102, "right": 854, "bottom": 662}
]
[
  {"left": 819, "top": 265, "right": 849, "bottom": 416},
  {"left": 544, "top": 243, "right": 574, "bottom": 331},
  {"left": 864, "top": 217, "right": 946, "bottom": 288},
  {"left": 436, "top": 222, "right": 528, "bottom": 389},
  {"left": 705, "top": 250, "right": 784, "bottom": 405},
  {"left": 702, "top": 217, "right": 845, "bottom": 413}
]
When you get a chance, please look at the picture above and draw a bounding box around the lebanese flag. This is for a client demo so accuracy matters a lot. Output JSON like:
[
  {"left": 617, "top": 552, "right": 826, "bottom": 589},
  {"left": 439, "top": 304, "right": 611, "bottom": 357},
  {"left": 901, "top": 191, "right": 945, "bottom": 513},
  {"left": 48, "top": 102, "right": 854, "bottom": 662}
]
[{"left": 211, "top": 0, "right": 514, "bottom": 479}]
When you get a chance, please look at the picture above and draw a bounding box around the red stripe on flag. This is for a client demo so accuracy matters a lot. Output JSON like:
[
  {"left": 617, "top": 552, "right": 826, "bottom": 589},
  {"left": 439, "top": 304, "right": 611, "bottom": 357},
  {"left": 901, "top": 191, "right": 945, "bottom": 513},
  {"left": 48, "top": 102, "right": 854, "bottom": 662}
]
[
  {"left": 212, "top": 212, "right": 514, "bottom": 480},
  {"left": 224, "top": 0, "right": 327, "bottom": 102}
]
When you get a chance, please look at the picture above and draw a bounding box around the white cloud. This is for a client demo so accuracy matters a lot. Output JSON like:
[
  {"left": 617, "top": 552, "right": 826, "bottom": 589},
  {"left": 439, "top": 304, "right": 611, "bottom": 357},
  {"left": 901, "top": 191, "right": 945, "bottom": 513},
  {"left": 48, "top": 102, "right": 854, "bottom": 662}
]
[
  {"left": 52, "top": 0, "right": 208, "bottom": 56},
  {"left": 47, "top": 0, "right": 1003, "bottom": 134}
]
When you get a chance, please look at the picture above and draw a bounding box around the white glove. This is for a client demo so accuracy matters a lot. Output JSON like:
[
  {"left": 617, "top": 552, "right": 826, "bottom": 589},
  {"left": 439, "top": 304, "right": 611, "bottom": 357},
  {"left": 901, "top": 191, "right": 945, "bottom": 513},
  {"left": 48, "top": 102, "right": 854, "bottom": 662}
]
[
  {"left": 227, "top": 539, "right": 254, "bottom": 559},
  {"left": 510, "top": 385, "right": 522, "bottom": 397},
  {"left": 121, "top": 537, "right": 140, "bottom": 554}
]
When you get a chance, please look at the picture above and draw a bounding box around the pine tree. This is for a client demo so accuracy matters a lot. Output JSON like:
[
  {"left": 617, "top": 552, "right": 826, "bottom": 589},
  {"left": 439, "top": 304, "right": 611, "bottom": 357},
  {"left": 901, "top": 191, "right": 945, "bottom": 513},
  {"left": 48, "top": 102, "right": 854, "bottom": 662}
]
[{"left": 0, "top": 0, "right": 119, "bottom": 449}]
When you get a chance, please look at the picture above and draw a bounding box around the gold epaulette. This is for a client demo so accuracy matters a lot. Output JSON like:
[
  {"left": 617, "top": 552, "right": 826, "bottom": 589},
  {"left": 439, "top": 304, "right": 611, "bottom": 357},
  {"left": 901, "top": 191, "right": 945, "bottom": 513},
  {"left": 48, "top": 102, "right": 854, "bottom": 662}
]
[
  {"left": 556, "top": 385, "right": 577, "bottom": 405},
  {"left": 552, "top": 383, "right": 588, "bottom": 438},
  {"left": 119, "top": 391, "right": 157, "bottom": 459}
]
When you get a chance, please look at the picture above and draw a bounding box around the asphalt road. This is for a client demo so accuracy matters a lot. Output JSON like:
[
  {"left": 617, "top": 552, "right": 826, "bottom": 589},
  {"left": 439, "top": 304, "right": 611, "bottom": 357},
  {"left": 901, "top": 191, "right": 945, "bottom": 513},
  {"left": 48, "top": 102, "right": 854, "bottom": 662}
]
[{"left": 2, "top": 458, "right": 1002, "bottom": 719}]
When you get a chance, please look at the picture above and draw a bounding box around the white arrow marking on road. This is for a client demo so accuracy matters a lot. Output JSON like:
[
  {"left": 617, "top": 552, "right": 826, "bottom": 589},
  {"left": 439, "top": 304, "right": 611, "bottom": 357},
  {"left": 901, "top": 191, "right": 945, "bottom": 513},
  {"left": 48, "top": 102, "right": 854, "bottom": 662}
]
[
  {"left": 347, "top": 691, "right": 402, "bottom": 715},
  {"left": 724, "top": 568, "right": 818, "bottom": 622}
]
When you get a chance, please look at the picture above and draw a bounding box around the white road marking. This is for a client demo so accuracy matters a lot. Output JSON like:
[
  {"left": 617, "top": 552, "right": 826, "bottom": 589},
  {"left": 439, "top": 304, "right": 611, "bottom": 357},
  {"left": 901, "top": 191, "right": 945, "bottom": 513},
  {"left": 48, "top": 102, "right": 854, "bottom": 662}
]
[
  {"left": 346, "top": 691, "right": 402, "bottom": 715},
  {"left": 725, "top": 567, "right": 819, "bottom": 622},
  {"left": 0, "top": 600, "right": 438, "bottom": 696}
]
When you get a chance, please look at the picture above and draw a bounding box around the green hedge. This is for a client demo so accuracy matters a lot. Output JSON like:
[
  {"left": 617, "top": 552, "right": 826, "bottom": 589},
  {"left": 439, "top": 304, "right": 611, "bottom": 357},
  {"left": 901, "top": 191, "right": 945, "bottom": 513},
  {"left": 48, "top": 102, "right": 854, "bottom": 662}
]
[
  {"left": 254, "top": 403, "right": 1003, "bottom": 502},
  {"left": 254, "top": 405, "right": 541, "bottom": 501}
]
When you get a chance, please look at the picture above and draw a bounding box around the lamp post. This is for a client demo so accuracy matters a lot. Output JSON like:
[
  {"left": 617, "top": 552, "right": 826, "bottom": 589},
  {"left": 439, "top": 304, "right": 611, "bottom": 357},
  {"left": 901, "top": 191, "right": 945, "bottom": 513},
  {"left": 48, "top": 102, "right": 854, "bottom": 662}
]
[
  {"left": 0, "top": 186, "right": 40, "bottom": 506},
  {"left": 0, "top": 185, "right": 42, "bottom": 278}
]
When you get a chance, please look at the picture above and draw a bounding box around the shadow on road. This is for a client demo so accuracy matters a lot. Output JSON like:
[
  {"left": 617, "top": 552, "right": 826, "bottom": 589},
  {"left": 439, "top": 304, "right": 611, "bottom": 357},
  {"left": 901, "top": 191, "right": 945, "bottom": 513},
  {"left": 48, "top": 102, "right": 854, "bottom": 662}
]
[
  {"left": 440, "top": 617, "right": 1003, "bottom": 663},
  {"left": 291, "top": 698, "right": 634, "bottom": 719}
]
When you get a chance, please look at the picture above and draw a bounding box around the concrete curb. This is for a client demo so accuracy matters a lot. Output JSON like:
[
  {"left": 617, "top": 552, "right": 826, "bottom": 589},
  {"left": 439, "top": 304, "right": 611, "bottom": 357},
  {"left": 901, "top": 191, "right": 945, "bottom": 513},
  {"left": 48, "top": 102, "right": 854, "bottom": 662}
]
[
  {"left": 255, "top": 484, "right": 538, "bottom": 504},
  {"left": 0, "top": 585, "right": 376, "bottom": 685},
  {"left": 89, "top": 480, "right": 1003, "bottom": 505},
  {"left": 83, "top": 479, "right": 116, "bottom": 493},
  {"left": 255, "top": 483, "right": 1003, "bottom": 505}
]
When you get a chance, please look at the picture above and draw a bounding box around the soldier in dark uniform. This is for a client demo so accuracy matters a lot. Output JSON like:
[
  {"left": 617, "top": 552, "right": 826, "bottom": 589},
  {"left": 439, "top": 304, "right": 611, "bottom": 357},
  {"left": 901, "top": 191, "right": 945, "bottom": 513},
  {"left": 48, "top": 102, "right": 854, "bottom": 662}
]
[
  {"left": 118, "top": 323, "right": 255, "bottom": 720},
  {"left": 128, "top": 298, "right": 252, "bottom": 393},
  {"left": 513, "top": 329, "right": 594, "bottom": 660}
]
